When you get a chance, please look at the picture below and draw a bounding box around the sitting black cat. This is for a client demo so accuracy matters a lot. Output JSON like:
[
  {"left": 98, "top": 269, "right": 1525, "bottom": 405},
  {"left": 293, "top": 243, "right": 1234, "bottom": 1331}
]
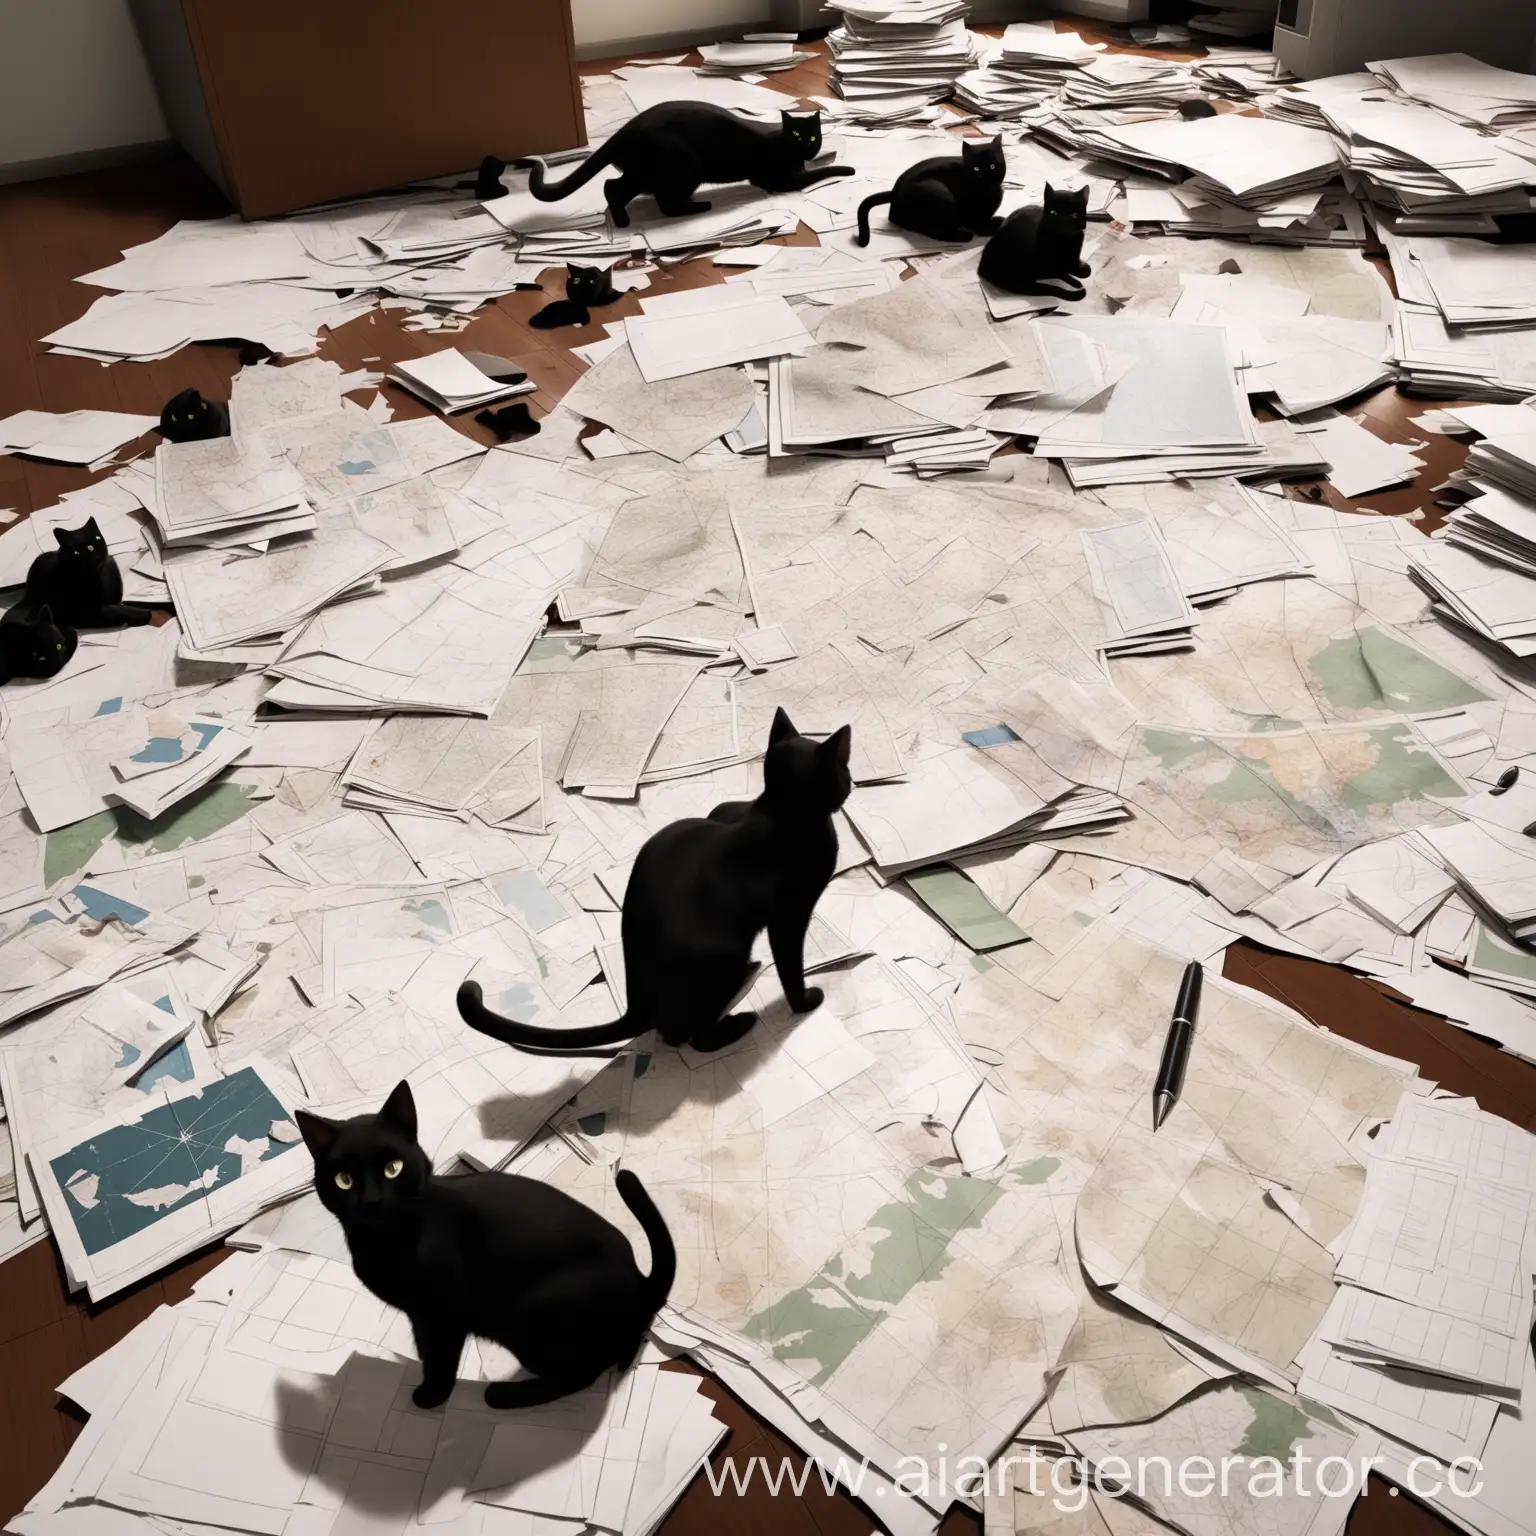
[
  {"left": 458, "top": 707, "right": 851, "bottom": 1057},
  {"left": 0, "top": 605, "right": 77, "bottom": 685},
  {"left": 523, "top": 104, "right": 853, "bottom": 229},
  {"left": 476, "top": 403, "right": 540, "bottom": 441},
  {"left": 978, "top": 184, "right": 1092, "bottom": 299},
  {"left": 530, "top": 263, "right": 622, "bottom": 329},
  {"left": 855, "top": 136, "right": 1007, "bottom": 246},
  {"left": 297, "top": 1080, "right": 674, "bottom": 1411},
  {"left": 158, "top": 388, "right": 229, "bottom": 444},
  {"left": 23, "top": 518, "right": 151, "bottom": 628},
  {"left": 475, "top": 154, "right": 508, "bottom": 201}
]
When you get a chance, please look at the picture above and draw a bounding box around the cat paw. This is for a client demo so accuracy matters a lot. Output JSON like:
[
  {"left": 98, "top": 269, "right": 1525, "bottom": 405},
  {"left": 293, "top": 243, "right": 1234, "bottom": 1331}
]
[
  {"left": 791, "top": 987, "right": 824, "bottom": 1014},
  {"left": 954, "top": 228, "right": 974, "bottom": 242},
  {"left": 826, "top": 165, "right": 855, "bottom": 178},
  {"left": 412, "top": 1381, "right": 452, "bottom": 1410},
  {"left": 1075, "top": 262, "right": 1092, "bottom": 278}
]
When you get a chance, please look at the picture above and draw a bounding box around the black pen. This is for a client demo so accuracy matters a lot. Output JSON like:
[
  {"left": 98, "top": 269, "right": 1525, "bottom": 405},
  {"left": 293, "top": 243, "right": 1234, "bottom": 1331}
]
[{"left": 1153, "top": 960, "right": 1203, "bottom": 1131}]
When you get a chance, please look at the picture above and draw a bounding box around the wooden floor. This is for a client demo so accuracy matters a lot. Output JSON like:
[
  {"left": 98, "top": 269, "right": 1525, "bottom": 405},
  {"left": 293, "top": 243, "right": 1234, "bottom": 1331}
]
[{"left": 1, "top": 25, "right": 1532, "bottom": 1536}]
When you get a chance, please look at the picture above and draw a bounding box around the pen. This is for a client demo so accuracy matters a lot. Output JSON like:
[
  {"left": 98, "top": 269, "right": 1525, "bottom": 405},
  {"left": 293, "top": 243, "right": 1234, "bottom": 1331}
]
[{"left": 1153, "top": 960, "right": 1203, "bottom": 1131}]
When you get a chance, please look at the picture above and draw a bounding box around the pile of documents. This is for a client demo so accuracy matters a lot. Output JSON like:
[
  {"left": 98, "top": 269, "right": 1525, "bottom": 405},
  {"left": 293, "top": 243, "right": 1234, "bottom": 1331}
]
[
  {"left": 13, "top": 43, "right": 1536, "bottom": 1536},
  {"left": 20, "top": 1232, "right": 728, "bottom": 1536},
  {"left": 826, "top": 0, "right": 980, "bottom": 116},
  {"left": 387, "top": 349, "right": 535, "bottom": 415},
  {"left": 0, "top": 409, "right": 157, "bottom": 468}
]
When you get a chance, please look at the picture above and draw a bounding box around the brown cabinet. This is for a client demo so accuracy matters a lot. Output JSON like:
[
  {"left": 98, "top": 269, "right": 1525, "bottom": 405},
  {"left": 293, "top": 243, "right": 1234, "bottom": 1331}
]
[{"left": 130, "top": 0, "right": 586, "bottom": 220}]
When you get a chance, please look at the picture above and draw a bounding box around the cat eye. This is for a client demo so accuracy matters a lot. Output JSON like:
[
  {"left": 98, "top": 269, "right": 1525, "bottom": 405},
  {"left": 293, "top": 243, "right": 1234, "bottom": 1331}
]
[
  {"left": 383, "top": 1159, "right": 403, "bottom": 1179},
  {"left": 334, "top": 1171, "right": 354, "bottom": 1190}
]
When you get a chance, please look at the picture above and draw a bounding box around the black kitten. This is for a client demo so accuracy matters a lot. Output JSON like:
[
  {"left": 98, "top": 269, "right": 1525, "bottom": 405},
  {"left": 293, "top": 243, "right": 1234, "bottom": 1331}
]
[
  {"left": 856, "top": 137, "right": 1007, "bottom": 246},
  {"left": 158, "top": 388, "right": 229, "bottom": 444},
  {"left": 23, "top": 518, "right": 151, "bottom": 629},
  {"left": 0, "top": 605, "right": 77, "bottom": 685},
  {"left": 978, "top": 184, "right": 1092, "bottom": 299},
  {"left": 1179, "top": 99, "right": 1219, "bottom": 120},
  {"left": 459, "top": 707, "right": 851, "bottom": 1057},
  {"left": 523, "top": 105, "right": 852, "bottom": 228},
  {"left": 476, "top": 403, "right": 540, "bottom": 441},
  {"left": 297, "top": 1081, "right": 675, "bottom": 1412},
  {"left": 530, "top": 263, "right": 622, "bottom": 329},
  {"left": 475, "top": 154, "right": 508, "bottom": 201}
]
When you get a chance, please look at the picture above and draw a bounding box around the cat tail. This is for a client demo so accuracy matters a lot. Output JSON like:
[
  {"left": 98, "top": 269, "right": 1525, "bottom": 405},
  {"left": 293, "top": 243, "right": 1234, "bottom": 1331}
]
[
  {"left": 854, "top": 191, "right": 892, "bottom": 248},
  {"left": 455, "top": 980, "right": 635, "bottom": 1058},
  {"left": 524, "top": 143, "right": 619, "bottom": 202},
  {"left": 615, "top": 1169, "right": 676, "bottom": 1316}
]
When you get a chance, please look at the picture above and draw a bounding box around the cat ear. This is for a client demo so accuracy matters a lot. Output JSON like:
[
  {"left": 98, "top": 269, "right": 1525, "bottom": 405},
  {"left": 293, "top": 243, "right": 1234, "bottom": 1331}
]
[
  {"left": 821, "top": 725, "right": 852, "bottom": 767},
  {"left": 82, "top": 517, "right": 101, "bottom": 537},
  {"left": 295, "top": 1109, "right": 340, "bottom": 1160},
  {"left": 36, "top": 605, "right": 53, "bottom": 624},
  {"left": 769, "top": 706, "right": 798, "bottom": 747},
  {"left": 379, "top": 1079, "right": 418, "bottom": 1140},
  {"left": 54, "top": 528, "right": 69, "bottom": 548}
]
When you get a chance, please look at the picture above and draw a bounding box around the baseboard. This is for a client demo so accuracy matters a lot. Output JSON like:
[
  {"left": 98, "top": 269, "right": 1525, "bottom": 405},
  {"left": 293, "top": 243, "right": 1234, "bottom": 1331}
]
[
  {"left": 0, "top": 139, "right": 176, "bottom": 188},
  {"left": 575, "top": 21, "right": 773, "bottom": 61}
]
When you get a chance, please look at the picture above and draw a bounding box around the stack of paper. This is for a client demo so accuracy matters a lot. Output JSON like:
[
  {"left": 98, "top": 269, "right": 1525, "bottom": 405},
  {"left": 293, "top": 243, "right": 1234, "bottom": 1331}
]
[
  {"left": 1408, "top": 540, "right": 1536, "bottom": 660},
  {"left": 0, "top": 409, "right": 157, "bottom": 467},
  {"left": 954, "top": 22, "right": 1102, "bottom": 115},
  {"left": 144, "top": 435, "right": 312, "bottom": 548},
  {"left": 1319, "top": 98, "right": 1535, "bottom": 229},
  {"left": 343, "top": 715, "right": 543, "bottom": 829},
  {"left": 1371, "top": 52, "right": 1536, "bottom": 131},
  {"left": 697, "top": 39, "right": 813, "bottom": 75},
  {"left": 826, "top": 0, "right": 979, "bottom": 111},
  {"left": 15, "top": 1239, "right": 728, "bottom": 1536},
  {"left": 387, "top": 348, "right": 535, "bottom": 414}
]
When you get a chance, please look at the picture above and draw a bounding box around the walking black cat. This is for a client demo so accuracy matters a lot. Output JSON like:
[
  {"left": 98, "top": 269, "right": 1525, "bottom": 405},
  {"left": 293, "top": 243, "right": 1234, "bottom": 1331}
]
[
  {"left": 855, "top": 136, "right": 1006, "bottom": 246},
  {"left": 458, "top": 708, "right": 851, "bottom": 1057},
  {"left": 297, "top": 1080, "right": 675, "bottom": 1411},
  {"left": 521, "top": 104, "right": 853, "bottom": 228},
  {"left": 23, "top": 518, "right": 151, "bottom": 628},
  {"left": 978, "top": 184, "right": 1092, "bottom": 299}
]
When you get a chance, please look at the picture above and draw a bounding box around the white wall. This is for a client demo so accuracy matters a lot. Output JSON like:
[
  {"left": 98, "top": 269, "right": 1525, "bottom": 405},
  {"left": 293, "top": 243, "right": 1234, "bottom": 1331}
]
[
  {"left": 571, "top": 0, "right": 768, "bottom": 54},
  {"left": 0, "top": 0, "right": 166, "bottom": 172}
]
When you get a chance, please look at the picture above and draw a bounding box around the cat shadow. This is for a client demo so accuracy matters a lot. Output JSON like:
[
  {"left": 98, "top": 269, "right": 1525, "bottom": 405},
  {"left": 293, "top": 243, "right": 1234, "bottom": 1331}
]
[{"left": 274, "top": 1368, "right": 606, "bottom": 1504}]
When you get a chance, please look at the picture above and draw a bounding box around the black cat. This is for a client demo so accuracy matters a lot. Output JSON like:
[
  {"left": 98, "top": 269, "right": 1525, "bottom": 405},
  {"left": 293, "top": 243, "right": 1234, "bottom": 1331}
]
[
  {"left": 530, "top": 263, "right": 622, "bottom": 329},
  {"left": 855, "top": 137, "right": 1007, "bottom": 246},
  {"left": 23, "top": 519, "right": 151, "bottom": 629},
  {"left": 978, "top": 185, "right": 1092, "bottom": 299},
  {"left": 522, "top": 105, "right": 853, "bottom": 228},
  {"left": 0, "top": 605, "right": 77, "bottom": 685},
  {"left": 158, "top": 388, "right": 229, "bottom": 444},
  {"left": 475, "top": 154, "right": 508, "bottom": 201},
  {"left": 297, "top": 1080, "right": 674, "bottom": 1412},
  {"left": 458, "top": 708, "right": 851, "bottom": 1057}
]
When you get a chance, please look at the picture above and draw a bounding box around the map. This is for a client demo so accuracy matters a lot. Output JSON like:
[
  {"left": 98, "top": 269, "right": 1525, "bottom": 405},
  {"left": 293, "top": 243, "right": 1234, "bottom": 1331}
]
[
  {"left": 1106, "top": 578, "right": 1489, "bottom": 739},
  {"left": 1074, "top": 720, "right": 1468, "bottom": 880},
  {"left": 42, "top": 1063, "right": 303, "bottom": 1267},
  {"left": 1070, "top": 1384, "right": 1361, "bottom": 1536}
]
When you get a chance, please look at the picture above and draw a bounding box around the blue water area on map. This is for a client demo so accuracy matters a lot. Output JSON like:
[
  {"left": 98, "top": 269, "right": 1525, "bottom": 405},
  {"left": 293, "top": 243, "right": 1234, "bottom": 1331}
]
[
  {"left": 50, "top": 1067, "right": 301, "bottom": 1257},
  {"left": 131, "top": 736, "right": 189, "bottom": 765},
  {"left": 71, "top": 884, "right": 150, "bottom": 925},
  {"left": 962, "top": 724, "right": 1021, "bottom": 749},
  {"left": 134, "top": 1040, "right": 194, "bottom": 1091},
  {"left": 94, "top": 697, "right": 123, "bottom": 716},
  {"left": 493, "top": 870, "right": 567, "bottom": 933}
]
